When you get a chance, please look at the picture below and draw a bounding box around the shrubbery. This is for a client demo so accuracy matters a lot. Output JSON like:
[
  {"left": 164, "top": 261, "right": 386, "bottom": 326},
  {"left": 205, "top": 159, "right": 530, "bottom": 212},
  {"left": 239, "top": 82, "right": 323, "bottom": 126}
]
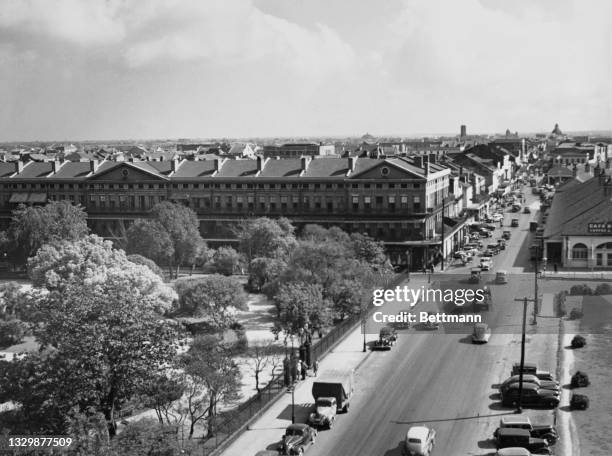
[
  {"left": 594, "top": 282, "right": 612, "bottom": 295},
  {"left": 571, "top": 335, "right": 586, "bottom": 348},
  {"left": 569, "top": 308, "right": 584, "bottom": 320},
  {"left": 569, "top": 284, "right": 593, "bottom": 295},
  {"left": 0, "top": 318, "right": 27, "bottom": 347}
]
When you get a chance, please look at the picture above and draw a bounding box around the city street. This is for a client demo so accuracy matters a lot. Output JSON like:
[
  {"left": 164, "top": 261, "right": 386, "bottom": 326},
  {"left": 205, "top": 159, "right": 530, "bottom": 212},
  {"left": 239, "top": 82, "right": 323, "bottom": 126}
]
[
  {"left": 222, "top": 187, "right": 563, "bottom": 456},
  {"left": 306, "top": 193, "right": 559, "bottom": 456}
]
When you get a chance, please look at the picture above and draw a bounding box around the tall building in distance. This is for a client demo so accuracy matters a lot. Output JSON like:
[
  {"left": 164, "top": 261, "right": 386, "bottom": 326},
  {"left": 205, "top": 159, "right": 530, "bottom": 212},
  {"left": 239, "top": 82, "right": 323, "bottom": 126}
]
[{"left": 460, "top": 125, "right": 467, "bottom": 138}]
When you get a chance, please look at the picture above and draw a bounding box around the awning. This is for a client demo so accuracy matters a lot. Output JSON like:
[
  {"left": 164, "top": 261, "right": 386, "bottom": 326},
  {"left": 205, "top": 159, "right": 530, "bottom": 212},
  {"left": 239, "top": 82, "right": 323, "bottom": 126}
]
[
  {"left": 28, "top": 193, "right": 47, "bottom": 203},
  {"left": 9, "top": 193, "right": 28, "bottom": 203},
  {"left": 9, "top": 193, "right": 48, "bottom": 204}
]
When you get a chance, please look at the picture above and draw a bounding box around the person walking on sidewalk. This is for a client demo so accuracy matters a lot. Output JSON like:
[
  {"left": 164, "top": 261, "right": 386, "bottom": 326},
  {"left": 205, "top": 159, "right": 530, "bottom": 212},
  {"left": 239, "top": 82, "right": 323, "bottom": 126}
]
[
  {"left": 301, "top": 360, "right": 307, "bottom": 380},
  {"left": 312, "top": 359, "right": 318, "bottom": 377},
  {"left": 296, "top": 359, "right": 301, "bottom": 382}
]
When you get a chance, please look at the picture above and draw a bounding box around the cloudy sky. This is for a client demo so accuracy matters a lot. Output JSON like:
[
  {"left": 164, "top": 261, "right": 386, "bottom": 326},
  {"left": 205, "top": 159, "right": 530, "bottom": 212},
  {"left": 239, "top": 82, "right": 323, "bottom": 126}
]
[{"left": 1, "top": 0, "right": 611, "bottom": 141}]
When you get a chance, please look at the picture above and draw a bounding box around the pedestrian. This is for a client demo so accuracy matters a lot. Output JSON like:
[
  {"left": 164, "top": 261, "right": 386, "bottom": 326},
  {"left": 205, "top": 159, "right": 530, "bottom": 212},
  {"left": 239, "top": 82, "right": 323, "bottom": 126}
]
[
  {"left": 290, "top": 356, "right": 297, "bottom": 384},
  {"left": 554, "top": 263, "right": 558, "bottom": 273},
  {"left": 312, "top": 359, "right": 319, "bottom": 377},
  {"left": 301, "top": 360, "right": 307, "bottom": 380},
  {"left": 318, "top": 327, "right": 323, "bottom": 338},
  {"left": 283, "top": 357, "right": 291, "bottom": 388},
  {"left": 296, "top": 360, "right": 301, "bottom": 381},
  {"left": 429, "top": 264, "right": 434, "bottom": 274}
]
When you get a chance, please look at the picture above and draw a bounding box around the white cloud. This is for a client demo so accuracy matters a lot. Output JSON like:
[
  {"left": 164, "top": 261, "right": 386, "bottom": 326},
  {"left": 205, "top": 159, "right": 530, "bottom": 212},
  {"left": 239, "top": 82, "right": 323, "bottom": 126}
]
[{"left": 0, "top": 0, "right": 126, "bottom": 45}]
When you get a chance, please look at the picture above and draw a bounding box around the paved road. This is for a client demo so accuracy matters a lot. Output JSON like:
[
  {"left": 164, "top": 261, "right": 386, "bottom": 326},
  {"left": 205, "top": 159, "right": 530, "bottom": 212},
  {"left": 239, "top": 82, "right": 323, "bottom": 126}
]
[{"left": 306, "top": 187, "right": 558, "bottom": 456}]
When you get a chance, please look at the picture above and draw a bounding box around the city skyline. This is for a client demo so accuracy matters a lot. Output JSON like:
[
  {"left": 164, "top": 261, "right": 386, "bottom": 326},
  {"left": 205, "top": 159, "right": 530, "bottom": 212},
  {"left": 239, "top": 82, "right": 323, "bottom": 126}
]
[{"left": 1, "top": 0, "right": 611, "bottom": 142}]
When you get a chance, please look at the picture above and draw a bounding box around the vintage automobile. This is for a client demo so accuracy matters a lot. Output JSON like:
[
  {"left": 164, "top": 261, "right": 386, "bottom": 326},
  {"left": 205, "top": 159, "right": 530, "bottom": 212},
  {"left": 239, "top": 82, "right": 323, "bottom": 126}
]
[
  {"left": 279, "top": 424, "right": 317, "bottom": 455},
  {"left": 496, "top": 270, "right": 508, "bottom": 284},
  {"left": 480, "top": 257, "right": 493, "bottom": 271},
  {"left": 494, "top": 415, "right": 558, "bottom": 445},
  {"left": 511, "top": 204, "right": 522, "bottom": 212},
  {"left": 474, "top": 286, "right": 491, "bottom": 311},
  {"left": 496, "top": 448, "right": 532, "bottom": 456},
  {"left": 502, "top": 230, "right": 512, "bottom": 240},
  {"left": 499, "top": 375, "right": 560, "bottom": 394},
  {"left": 471, "top": 323, "right": 491, "bottom": 343},
  {"left": 308, "top": 397, "right": 337, "bottom": 429},
  {"left": 373, "top": 326, "right": 397, "bottom": 350},
  {"left": 510, "top": 363, "right": 554, "bottom": 381},
  {"left": 495, "top": 428, "right": 551, "bottom": 455},
  {"left": 523, "top": 207, "right": 531, "bottom": 214},
  {"left": 501, "top": 383, "right": 560, "bottom": 408},
  {"left": 469, "top": 268, "right": 482, "bottom": 284},
  {"left": 403, "top": 426, "right": 436, "bottom": 456},
  {"left": 511, "top": 218, "right": 520, "bottom": 227},
  {"left": 497, "top": 239, "right": 506, "bottom": 250}
]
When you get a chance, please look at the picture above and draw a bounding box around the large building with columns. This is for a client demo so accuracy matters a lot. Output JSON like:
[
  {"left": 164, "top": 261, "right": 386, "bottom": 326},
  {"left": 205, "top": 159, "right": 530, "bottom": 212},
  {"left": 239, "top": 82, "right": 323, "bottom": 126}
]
[{"left": 0, "top": 155, "right": 468, "bottom": 270}]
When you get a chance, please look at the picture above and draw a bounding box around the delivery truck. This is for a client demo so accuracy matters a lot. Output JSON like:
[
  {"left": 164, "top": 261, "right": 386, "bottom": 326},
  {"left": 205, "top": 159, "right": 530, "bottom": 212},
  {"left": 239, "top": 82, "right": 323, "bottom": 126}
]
[{"left": 311, "top": 369, "right": 354, "bottom": 414}]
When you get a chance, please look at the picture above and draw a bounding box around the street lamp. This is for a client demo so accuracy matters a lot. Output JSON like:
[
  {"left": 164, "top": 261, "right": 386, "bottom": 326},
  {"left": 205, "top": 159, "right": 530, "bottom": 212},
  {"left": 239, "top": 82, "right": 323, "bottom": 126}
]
[{"left": 362, "top": 316, "right": 367, "bottom": 352}]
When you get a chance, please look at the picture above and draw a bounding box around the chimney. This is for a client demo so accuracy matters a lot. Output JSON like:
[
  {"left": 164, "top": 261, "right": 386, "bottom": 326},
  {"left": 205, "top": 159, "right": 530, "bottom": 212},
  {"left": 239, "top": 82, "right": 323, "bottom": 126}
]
[
  {"left": 90, "top": 159, "right": 99, "bottom": 173},
  {"left": 348, "top": 156, "right": 357, "bottom": 172},
  {"left": 459, "top": 165, "right": 464, "bottom": 176},
  {"left": 51, "top": 160, "right": 61, "bottom": 173},
  {"left": 16, "top": 160, "right": 24, "bottom": 174},
  {"left": 171, "top": 158, "right": 180, "bottom": 172},
  {"left": 572, "top": 164, "right": 577, "bottom": 178},
  {"left": 415, "top": 156, "right": 424, "bottom": 168},
  {"left": 214, "top": 158, "right": 224, "bottom": 172},
  {"left": 424, "top": 155, "right": 430, "bottom": 176},
  {"left": 300, "top": 156, "right": 310, "bottom": 171},
  {"left": 257, "top": 155, "right": 264, "bottom": 171}
]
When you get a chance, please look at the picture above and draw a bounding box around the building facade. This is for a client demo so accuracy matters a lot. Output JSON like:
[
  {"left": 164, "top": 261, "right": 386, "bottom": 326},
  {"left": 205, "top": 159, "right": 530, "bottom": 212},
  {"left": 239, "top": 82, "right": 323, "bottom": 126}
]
[{"left": 0, "top": 155, "right": 464, "bottom": 270}]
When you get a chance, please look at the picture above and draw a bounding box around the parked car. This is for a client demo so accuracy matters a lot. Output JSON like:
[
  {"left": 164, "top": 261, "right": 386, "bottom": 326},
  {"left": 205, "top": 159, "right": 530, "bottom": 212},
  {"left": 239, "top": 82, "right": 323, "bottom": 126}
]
[
  {"left": 511, "top": 219, "right": 519, "bottom": 227},
  {"left": 495, "top": 429, "right": 551, "bottom": 455},
  {"left": 499, "top": 375, "right": 560, "bottom": 394},
  {"left": 373, "top": 326, "right": 397, "bottom": 350},
  {"left": 510, "top": 363, "right": 553, "bottom": 381},
  {"left": 501, "top": 383, "right": 560, "bottom": 408},
  {"left": 403, "top": 426, "right": 436, "bottom": 456},
  {"left": 497, "top": 447, "right": 532, "bottom": 456},
  {"left": 511, "top": 204, "right": 522, "bottom": 212},
  {"left": 494, "top": 415, "right": 558, "bottom": 445},
  {"left": 523, "top": 207, "right": 531, "bottom": 214},
  {"left": 502, "top": 231, "right": 512, "bottom": 240},
  {"left": 491, "top": 213, "right": 504, "bottom": 221},
  {"left": 497, "top": 239, "right": 506, "bottom": 250},
  {"left": 308, "top": 397, "right": 337, "bottom": 429},
  {"left": 472, "top": 323, "right": 491, "bottom": 343},
  {"left": 279, "top": 424, "right": 317, "bottom": 455}
]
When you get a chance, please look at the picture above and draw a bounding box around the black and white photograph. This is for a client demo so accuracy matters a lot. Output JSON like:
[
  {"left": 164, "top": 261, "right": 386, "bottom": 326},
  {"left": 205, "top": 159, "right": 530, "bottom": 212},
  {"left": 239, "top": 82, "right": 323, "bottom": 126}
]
[{"left": 0, "top": 1, "right": 610, "bottom": 455}]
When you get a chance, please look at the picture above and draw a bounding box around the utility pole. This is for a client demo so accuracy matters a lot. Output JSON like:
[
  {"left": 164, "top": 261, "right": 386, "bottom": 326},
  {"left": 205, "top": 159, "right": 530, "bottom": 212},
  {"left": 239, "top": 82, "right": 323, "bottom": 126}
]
[
  {"left": 440, "top": 197, "right": 446, "bottom": 271},
  {"left": 533, "top": 246, "right": 539, "bottom": 325},
  {"left": 513, "top": 297, "right": 534, "bottom": 413},
  {"left": 362, "top": 317, "right": 367, "bottom": 353}
]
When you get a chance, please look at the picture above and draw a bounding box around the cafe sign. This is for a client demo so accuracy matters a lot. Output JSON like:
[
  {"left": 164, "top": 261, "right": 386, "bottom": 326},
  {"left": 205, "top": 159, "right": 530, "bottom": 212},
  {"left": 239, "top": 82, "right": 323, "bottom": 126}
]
[{"left": 588, "top": 222, "right": 612, "bottom": 233}]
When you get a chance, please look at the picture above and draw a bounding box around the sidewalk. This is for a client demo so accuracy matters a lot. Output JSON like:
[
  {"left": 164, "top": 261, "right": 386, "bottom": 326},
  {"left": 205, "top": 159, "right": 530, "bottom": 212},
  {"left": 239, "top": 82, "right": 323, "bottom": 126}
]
[
  {"left": 219, "top": 320, "right": 375, "bottom": 456},
  {"left": 539, "top": 293, "right": 555, "bottom": 317}
]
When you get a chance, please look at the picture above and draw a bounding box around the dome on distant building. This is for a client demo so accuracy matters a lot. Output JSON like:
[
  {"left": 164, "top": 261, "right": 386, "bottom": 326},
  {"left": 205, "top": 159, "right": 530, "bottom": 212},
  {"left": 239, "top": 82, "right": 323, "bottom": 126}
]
[
  {"left": 551, "top": 123, "right": 563, "bottom": 136},
  {"left": 361, "top": 133, "right": 376, "bottom": 143}
]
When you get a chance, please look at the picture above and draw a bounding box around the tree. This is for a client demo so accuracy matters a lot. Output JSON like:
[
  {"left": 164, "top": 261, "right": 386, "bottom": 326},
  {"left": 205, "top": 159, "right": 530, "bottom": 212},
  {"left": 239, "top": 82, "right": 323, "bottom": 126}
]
[
  {"left": 5, "top": 201, "right": 89, "bottom": 265},
  {"left": 28, "top": 235, "right": 176, "bottom": 314},
  {"left": 0, "top": 282, "right": 181, "bottom": 436},
  {"left": 273, "top": 282, "right": 331, "bottom": 335},
  {"left": 112, "top": 419, "right": 182, "bottom": 456},
  {"left": 249, "top": 257, "right": 287, "bottom": 292},
  {"left": 127, "top": 254, "right": 164, "bottom": 279},
  {"left": 235, "top": 217, "right": 297, "bottom": 268},
  {"left": 210, "top": 246, "right": 242, "bottom": 276},
  {"left": 181, "top": 335, "right": 241, "bottom": 438},
  {"left": 245, "top": 340, "right": 283, "bottom": 394},
  {"left": 174, "top": 275, "right": 247, "bottom": 328},
  {"left": 151, "top": 202, "right": 205, "bottom": 278},
  {"left": 126, "top": 220, "right": 174, "bottom": 269},
  {"left": 137, "top": 373, "right": 186, "bottom": 426}
]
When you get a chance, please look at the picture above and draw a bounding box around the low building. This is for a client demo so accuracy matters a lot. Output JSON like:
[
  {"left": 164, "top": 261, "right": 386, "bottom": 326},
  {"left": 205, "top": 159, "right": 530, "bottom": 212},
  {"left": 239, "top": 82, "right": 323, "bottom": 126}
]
[{"left": 543, "top": 165, "right": 612, "bottom": 268}]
